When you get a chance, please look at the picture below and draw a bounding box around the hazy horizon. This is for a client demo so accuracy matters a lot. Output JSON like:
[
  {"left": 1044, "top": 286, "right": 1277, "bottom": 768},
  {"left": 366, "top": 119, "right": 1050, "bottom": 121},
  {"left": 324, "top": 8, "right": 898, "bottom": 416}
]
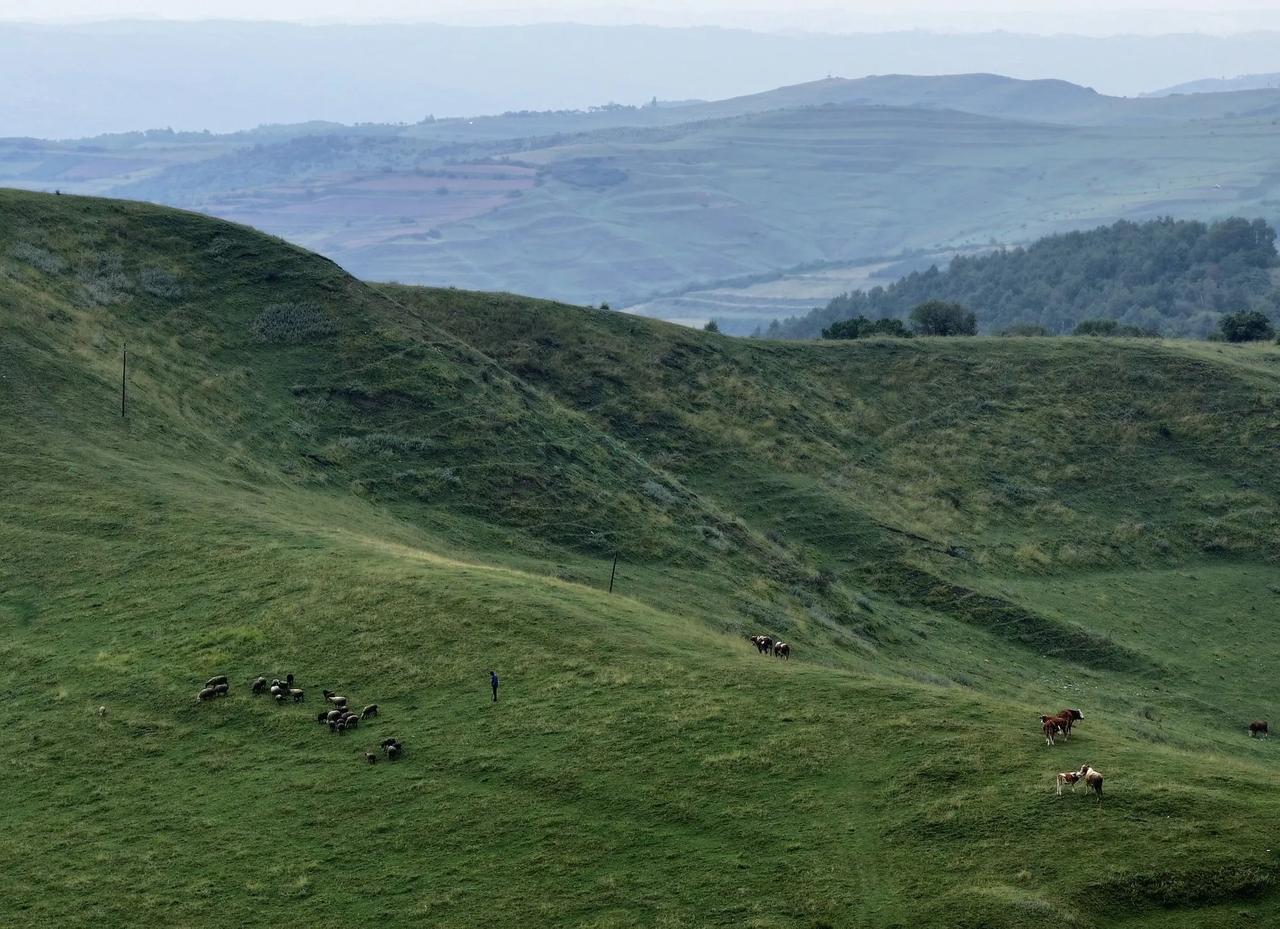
[{"left": 7, "top": 2, "right": 1280, "bottom": 36}]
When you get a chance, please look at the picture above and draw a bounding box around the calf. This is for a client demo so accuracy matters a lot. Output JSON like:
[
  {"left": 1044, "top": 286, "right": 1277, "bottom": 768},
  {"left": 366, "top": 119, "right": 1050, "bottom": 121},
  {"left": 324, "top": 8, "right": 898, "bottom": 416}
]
[
  {"left": 1040, "top": 714, "right": 1069, "bottom": 746},
  {"left": 1055, "top": 770, "right": 1082, "bottom": 796},
  {"left": 1249, "top": 720, "right": 1269, "bottom": 738}
]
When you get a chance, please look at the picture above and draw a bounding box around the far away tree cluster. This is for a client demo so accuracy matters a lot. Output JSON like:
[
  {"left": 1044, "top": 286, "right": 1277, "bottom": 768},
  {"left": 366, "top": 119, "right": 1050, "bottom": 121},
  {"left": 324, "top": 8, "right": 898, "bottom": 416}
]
[{"left": 774, "top": 217, "right": 1280, "bottom": 339}]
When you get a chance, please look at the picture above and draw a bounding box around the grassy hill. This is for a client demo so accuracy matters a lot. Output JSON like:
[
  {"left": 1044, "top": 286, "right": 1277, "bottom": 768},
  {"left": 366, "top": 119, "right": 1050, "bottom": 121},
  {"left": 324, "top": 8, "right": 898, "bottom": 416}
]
[{"left": 4, "top": 189, "right": 1280, "bottom": 928}]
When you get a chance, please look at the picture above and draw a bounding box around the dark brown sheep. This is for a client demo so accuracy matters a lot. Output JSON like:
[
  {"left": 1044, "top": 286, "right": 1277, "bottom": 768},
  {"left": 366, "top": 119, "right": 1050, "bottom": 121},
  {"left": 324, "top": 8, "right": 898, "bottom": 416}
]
[
  {"left": 316, "top": 711, "right": 330, "bottom": 724},
  {"left": 212, "top": 683, "right": 229, "bottom": 697}
]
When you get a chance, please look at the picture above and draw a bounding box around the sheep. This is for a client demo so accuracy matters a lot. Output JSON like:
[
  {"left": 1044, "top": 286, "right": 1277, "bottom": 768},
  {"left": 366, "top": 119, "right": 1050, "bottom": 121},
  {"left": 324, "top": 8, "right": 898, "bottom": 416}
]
[
  {"left": 773, "top": 642, "right": 791, "bottom": 659},
  {"left": 275, "top": 692, "right": 287, "bottom": 704},
  {"left": 97, "top": 705, "right": 108, "bottom": 718},
  {"left": 380, "top": 737, "right": 400, "bottom": 752},
  {"left": 328, "top": 721, "right": 338, "bottom": 733},
  {"left": 212, "top": 683, "right": 230, "bottom": 697},
  {"left": 323, "top": 690, "right": 336, "bottom": 700},
  {"left": 316, "top": 711, "right": 330, "bottom": 724},
  {"left": 205, "top": 675, "right": 228, "bottom": 688},
  {"left": 1249, "top": 720, "right": 1269, "bottom": 738},
  {"left": 364, "top": 752, "right": 378, "bottom": 765},
  {"left": 326, "top": 694, "right": 348, "bottom": 708},
  {"left": 196, "top": 687, "right": 217, "bottom": 702},
  {"left": 1055, "top": 770, "right": 1082, "bottom": 796},
  {"left": 269, "top": 684, "right": 283, "bottom": 698},
  {"left": 285, "top": 673, "right": 294, "bottom": 687},
  {"left": 326, "top": 709, "right": 344, "bottom": 723},
  {"left": 343, "top": 714, "right": 360, "bottom": 730},
  {"left": 387, "top": 743, "right": 403, "bottom": 761},
  {"left": 251, "top": 677, "right": 267, "bottom": 695},
  {"left": 361, "top": 704, "right": 379, "bottom": 720},
  {"left": 1077, "top": 764, "right": 1103, "bottom": 803},
  {"left": 289, "top": 688, "right": 305, "bottom": 703}
]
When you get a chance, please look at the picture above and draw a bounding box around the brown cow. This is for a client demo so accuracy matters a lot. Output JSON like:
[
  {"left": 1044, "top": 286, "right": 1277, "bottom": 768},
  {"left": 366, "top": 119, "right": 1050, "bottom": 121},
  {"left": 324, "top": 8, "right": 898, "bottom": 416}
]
[
  {"left": 1055, "top": 770, "right": 1082, "bottom": 796},
  {"left": 1249, "top": 720, "right": 1269, "bottom": 738},
  {"left": 1040, "top": 714, "right": 1069, "bottom": 746}
]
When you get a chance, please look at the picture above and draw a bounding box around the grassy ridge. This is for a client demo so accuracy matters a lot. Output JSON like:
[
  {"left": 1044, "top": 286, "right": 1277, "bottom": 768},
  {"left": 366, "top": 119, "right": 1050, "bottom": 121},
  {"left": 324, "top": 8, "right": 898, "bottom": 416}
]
[{"left": 3, "top": 190, "right": 1280, "bottom": 927}]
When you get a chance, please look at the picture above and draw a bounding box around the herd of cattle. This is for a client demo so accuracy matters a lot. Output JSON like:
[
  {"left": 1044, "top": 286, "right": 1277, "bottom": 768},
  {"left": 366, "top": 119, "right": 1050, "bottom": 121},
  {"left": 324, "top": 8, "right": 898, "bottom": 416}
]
[
  {"left": 746, "top": 635, "right": 1270, "bottom": 803},
  {"left": 195, "top": 673, "right": 405, "bottom": 764}
]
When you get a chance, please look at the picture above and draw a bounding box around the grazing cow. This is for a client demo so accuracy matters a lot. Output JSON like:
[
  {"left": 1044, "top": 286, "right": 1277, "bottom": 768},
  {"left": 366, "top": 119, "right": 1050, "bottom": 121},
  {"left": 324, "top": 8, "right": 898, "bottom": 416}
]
[
  {"left": 361, "top": 704, "right": 379, "bottom": 720},
  {"left": 1249, "top": 720, "right": 1269, "bottom": 738},
  {"left": 773, "top": 642, "right": 791, "bottom": 659},
  {"left": 205, "top": 675, "right": 228, "bottom": 688},
  {"left": 197, "top": 687, "right": 217, "bottom": 702},
  {"left": 1077, "top": 764, "right": 1103, "bottom": 802},
  {"left": 1040, "top": 714, "right": 1069, "bottom": 746},
  {"left": 1055, "top": 770, "right": 1082, "bottom": 796},
  {"left": 364, "top": 752, "right": 378, "bottom": 765},
  {"left": 748, "top": 635, "right": 773, "bottom": 655},
  {"left": 1056, "top": 708, "right": 1084, "bottom": 736},
  {"left": 251, "top": 677, "right": 267, "bottom": 695},
  {"left": 290, "top": 688, "right": 305, "bottom": 703}
]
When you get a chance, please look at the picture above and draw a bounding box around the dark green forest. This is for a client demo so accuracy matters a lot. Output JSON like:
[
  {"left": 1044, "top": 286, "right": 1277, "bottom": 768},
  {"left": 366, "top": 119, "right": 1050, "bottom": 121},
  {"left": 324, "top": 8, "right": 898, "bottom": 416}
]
[{"left": 769, "top": 217, "right": 1280, "bottom": 339}]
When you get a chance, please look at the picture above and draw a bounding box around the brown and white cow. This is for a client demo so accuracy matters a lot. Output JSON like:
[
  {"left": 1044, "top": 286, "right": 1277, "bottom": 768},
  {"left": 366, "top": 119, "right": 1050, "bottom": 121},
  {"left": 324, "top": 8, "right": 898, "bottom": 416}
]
[
  {"left": 1055, "top": 770, "right": 1082, "bottom": 796},
  {"left": 1077, "top": 764, "right": 1103, "bottom": 803},
  {"left": 1040, "top": 714, "right": 1069, "bottom": 746}
]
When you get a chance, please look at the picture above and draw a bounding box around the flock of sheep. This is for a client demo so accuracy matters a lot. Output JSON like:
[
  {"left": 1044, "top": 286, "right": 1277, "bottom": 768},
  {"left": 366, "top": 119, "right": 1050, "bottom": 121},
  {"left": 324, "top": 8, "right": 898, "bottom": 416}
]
[{"left": 195, "top": 673, "right": 405, "bottom": 764}]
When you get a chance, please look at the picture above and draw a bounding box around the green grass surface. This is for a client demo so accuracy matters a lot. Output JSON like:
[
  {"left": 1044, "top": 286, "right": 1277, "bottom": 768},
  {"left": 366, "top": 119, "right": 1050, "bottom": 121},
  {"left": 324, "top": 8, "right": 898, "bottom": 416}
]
[{"left": 3, "top": 189, "right": 1280, "bottom": 928}]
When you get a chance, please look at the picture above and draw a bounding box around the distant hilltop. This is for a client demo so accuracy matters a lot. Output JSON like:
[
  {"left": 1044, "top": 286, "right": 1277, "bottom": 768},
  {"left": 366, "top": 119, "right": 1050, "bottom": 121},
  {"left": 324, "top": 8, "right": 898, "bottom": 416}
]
[{"left": 1146, "top": 72, "right": 1280, "bottom": 96}]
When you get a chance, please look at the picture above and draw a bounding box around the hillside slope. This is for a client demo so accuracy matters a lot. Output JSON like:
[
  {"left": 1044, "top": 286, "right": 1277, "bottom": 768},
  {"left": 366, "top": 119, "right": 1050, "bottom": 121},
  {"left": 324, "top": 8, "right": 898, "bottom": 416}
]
[{"left": 3, "top": 190, "right": 1280, "bottom": 928}]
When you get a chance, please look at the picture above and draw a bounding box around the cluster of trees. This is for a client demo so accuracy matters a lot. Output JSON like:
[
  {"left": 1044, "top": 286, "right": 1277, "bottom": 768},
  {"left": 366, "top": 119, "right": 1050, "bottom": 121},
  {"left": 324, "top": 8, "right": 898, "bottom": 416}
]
[
  {"left": 821, "top": 301, "right": 975, "bottom": 339},
  {"left": 822, "top": 306, "right": 1280, "bottom": 343},
  {"left": 773, "top": 217, "right": 1280, "bottom": 340}
]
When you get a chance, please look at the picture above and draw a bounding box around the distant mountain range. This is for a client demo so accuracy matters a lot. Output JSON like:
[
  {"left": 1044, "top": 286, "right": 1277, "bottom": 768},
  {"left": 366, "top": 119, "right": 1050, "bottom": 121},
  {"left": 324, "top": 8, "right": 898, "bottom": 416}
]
[
  {"left": 6, "top": 69, "right": 1280, "bottom": 331},
  {"left": 5, "top": 21, "right": 1280, "bottom": 138}
]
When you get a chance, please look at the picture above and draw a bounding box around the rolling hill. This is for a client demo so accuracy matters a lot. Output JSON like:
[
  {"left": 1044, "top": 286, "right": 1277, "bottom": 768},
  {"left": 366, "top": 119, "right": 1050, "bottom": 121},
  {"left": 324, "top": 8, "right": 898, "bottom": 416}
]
[
  {"left": 7, "top": 72, "right": 1280, "bottom": 332},
  {"left": 4, "top": 189, "right": 1280, "bottom": 927}
]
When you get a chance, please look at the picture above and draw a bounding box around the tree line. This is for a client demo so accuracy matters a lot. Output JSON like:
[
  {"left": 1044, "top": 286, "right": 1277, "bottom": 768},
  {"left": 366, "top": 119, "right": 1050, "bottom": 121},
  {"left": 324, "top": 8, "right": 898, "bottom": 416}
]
[{"left": 765, "top": 217, "right": 1280, "bottom": 340}]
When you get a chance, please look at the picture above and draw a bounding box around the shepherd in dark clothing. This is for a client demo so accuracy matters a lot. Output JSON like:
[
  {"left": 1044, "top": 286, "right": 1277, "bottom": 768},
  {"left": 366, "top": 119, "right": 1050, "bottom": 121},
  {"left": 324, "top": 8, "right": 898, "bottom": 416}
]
[{"left": 490, "top": 670, "right": 499, "bottom": 702}]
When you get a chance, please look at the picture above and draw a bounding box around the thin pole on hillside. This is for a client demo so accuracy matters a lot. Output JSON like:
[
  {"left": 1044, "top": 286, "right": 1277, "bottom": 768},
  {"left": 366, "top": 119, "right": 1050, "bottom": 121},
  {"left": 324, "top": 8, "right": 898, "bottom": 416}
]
[
  {"left": 120, "top": 343, "right": 127, "bottom": 418},
  {"left": 608, "top": 552, "right": 618, "bottom": 594}
]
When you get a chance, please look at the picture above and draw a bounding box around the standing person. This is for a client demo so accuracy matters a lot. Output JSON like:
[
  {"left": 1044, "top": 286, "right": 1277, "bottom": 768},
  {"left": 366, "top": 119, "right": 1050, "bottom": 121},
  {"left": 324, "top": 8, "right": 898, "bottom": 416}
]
[{"left": 490, "top": 669, "right": 499, "bottom": 703}]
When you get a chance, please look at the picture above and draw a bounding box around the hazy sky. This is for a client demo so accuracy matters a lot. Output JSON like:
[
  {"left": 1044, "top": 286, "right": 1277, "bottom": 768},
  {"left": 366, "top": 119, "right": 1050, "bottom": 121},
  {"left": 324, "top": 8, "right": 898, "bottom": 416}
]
[{"left": 7, "top": 1, "right": 1280, "bottom": 34}]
